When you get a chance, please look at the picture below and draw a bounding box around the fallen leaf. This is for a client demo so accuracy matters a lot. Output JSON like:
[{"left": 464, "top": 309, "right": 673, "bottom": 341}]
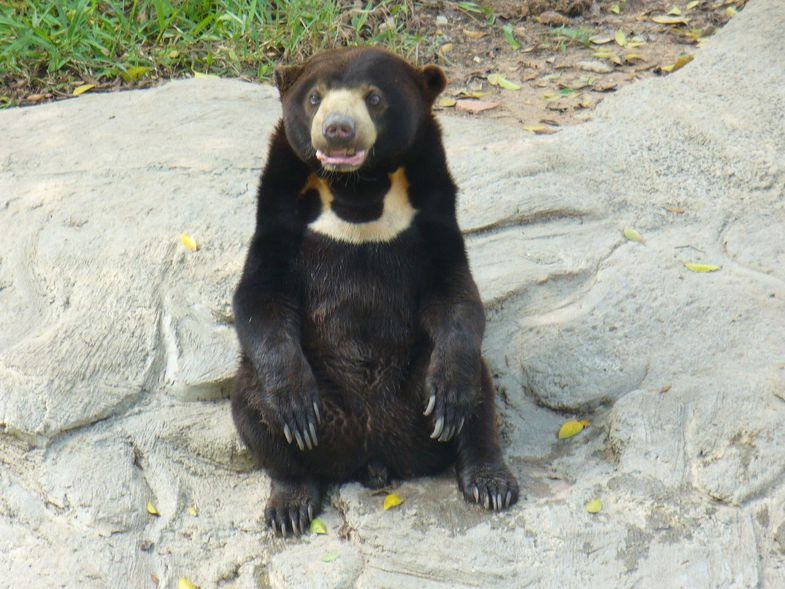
[
  {"left": 439, "top": 43, "right": 453, "bottom": 55},
  {"left": 180, "top": 233, "right": 198, "bottom": 252},
  {"left": 666, "top": 206, "right": 685, "bottom": 213},
  {"left": 614, "top": 29, "right": 627, "bottom": 47},
  {"left": 178, "top": 578, "right": 197, "bottom": 589},
  {"left": 577, "top": 60, "right": 614, "bottom": 74},
  {"left": 463, "top": 29, "right": 486, "bottom": 39},
  {"left": 383, "top": 493, "right": 404, "bottom": 511},
  {"left": 558, "top": 419, "right": 590, "bottom": 439},
  {"left": 586, "top": 498, "right": 603, "bottom": 514},
  {"left": 151, "top": 575, "right": 160, "bottom": 587},
  {"left": 668, "top": 6, "right": 682, "bottom": 16},
  {"left": 659, "top": 384, "right": 672, "bottom": 393},
  {"left": 623, "top": 227, "right": 645, "bottom": 243},
  {"left": 661, "top": 54, "right": 694, "bottom": 73},
  {"left": 192, "top": 71, "right": 219, "bottom": 79},
  {"left": 321, "top": 553, "right": 340, "bottom": 562},
  {"left": 438, "top": 97, "right": 457, "bottom": 108},
  {"left": 502, "top": 24, "right": 521, "bottom": 50},
  {"left": 310, "top": 518, "right": 328, "bottom": 535},
  {"left": 188, "top": 505, "right": 199, "bottom": 517},
  {"left": 686, "top": 0, "right": 699, "bottom": 8},
  {"left": 73, "top": 84, "right": 96, "bottom": 97},
  {"left": 121, "top": 66, "right": 151, "bottom": 83},
  {"left": 725, "top": 6, "right": 737, "bottom": 17},
  {"left": 147, "top": 500, "right": 160, "bottom": 516},
  {"left": 487, "top": 73, "right": 521, "bottom": 91},
  {"left": 624, "top": 53, "right": 644, "bottom": 63},
  {"left": 592, "top": 50, "right": 616, "bottom": 59},
  {"left": 523, "top": 125, "right": 559, "bottom": 135},
  {"left": 684, "top": 262, "right": 721, "bottom": 273},
  {"left": 590, "top": 35, "right": 613, "bottom": 45},
  {"left": 455, "top": 90, "right": 488, "bottom": 99},
  {"left": 651, "top": 14, "right": 689, "bottom": 25},
  {"left": 538, "top": 10, "right": 570, "bottom": 27},
  {"left": 455, "top": 100, "right": 500, "bottom": 114},
  {"left": 610, "top": 4, "right": 620, "bottom": 14}
]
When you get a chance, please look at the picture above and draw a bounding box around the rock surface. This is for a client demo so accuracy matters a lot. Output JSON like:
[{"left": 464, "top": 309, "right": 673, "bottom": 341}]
[{"left": 2, "top": 2, "right": 784, "bottom": 587}]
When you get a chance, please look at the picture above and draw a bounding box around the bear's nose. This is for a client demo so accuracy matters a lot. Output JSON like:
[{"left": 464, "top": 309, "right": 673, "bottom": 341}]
[{"left": 322, "top": 114, "right": 356, "bottom": 144}]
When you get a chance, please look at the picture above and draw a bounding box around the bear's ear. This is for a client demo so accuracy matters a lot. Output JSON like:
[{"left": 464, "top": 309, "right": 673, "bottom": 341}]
[
  {"left": 274, "top": 65, "right": 305, "bottom": 97},
  {"left": 422, "top": 65, "right": 447, "bottom": 105}
]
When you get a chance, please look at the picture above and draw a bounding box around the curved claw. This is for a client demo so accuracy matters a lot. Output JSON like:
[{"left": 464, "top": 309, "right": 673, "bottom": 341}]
[
  {"left": 313, "top": 401, "right": 321, "bottom": 424},
  {"left": 294, "top": 429, "right": 305, "bottom": 451},
  {"left": 457, "top": 417, "right": 465, "bottom": 436},
  {"left": 430, "top": 416, "right": 445, "bottom": 439},
  {"left": 423, "top": 394, "right": 436, "bottom": 416},
  {"left": 283, "top": 424, "right": 293, "bottom": 445},
  {"left": 309, "top": 421, "right": 318, "bottom": 447},
  {"left": 472, "top": 485, "right": 480, "bottom": 503}
]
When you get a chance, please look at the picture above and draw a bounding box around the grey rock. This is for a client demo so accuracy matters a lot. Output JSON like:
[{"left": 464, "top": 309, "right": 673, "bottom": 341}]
[{"left": 2, "top": 1, "right": 785, "bottom": 586}]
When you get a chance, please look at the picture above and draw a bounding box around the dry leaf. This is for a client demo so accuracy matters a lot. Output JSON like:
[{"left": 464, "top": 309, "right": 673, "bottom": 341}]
[
  {"left": 438, "top": 97, "right": 457, "bottom": 108},
  {"left": 383, "top": 493, "right": 404, "bottom": 511},
  {"left": 684, "top": 262, "right": 721, "bottom": 273},
  {"left": 725, "top": 6, "right": 737, "bottom": 17},
  {"left": 463, "top": 29, "right": 486, "bottom": 39},
  {"left": 178, "top": 578, "right": 197, "bottom": 589},
  {"left": 586, "top": 498, "right": 603, "bottom": 514},
  {"left": 147, "top": 500, "right": 160, "bottom": 516},
  {"left": 455, "top": 100, "right": 500, "bottom": 114},
  {"left": 666, "top": 206, "right": 685, "bottom": 214},
  {"left": 659, "top": 384, "right": 672, "bottom": 393},
  {"left": 590, "top": 35, "right": 613, "bottom": 45},
  {"left": 558, "top": 419, "right": 590, "bottom": 439},
  {"left": 188, "top": 505, "right": 199, "bottom": 517},
  {"left": 610, "top": 4, "right": 620, "bottom": 14},
  {"left": 623, "top": 227, "right": 645, "bottom": 243},
  {"left": 614, "top": 29, "right": 627, "bottom": 47},
  {"left": 651, "top": 15, "right": 689, "bottom": 25},
  {"left": 73, "top": 84, "right": 96, "bottom": 97},
  {"left": 487, "top": 73, "right": 521, "bottom": 91},
  {"left": 523, "top": 125, "right": 559, "bottom": 135},
  {"left": 668, "top": 6, "right": 682, "bottom": 16},
  {"left": 321, "top": 553, "right": 340, "bottom": 562},
  {"left": 686, "top": 0, "right": 699, "bottom": 8},
  {"left": 310, "top": 518, "right": 328, "bottom": 535},
  {"left": 661, "top": 54, "right": 694, "bottom": 73},
  {"left": 180, "top": 233, "right": 198, "bottom": 252},
  {"left": 455, "top": 90, "right": 488, "bottom": 99}
]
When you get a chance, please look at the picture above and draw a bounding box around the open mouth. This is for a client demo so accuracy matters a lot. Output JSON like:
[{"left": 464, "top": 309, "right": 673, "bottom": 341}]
[{"left": 315, "top": 148, "right": 368, "bottom": 170}]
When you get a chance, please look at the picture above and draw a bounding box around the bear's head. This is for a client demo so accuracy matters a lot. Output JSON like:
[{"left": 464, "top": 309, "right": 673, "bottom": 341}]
[{"left": 275, "top": 47, "right": 446, "bottom": 174}]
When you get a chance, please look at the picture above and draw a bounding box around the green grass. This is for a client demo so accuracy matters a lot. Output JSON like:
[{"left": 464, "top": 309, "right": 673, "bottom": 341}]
[{"left": 0, "top": 0, "right": 428, "bottom": 106}]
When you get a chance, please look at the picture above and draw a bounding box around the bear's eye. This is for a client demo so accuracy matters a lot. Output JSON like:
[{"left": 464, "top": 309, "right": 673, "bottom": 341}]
[
  {"left": 366, "top": 93, "right": 382, "bottom": 107},
  {"left": 308, "top": 93, "right": 321, "bottom": 106}
]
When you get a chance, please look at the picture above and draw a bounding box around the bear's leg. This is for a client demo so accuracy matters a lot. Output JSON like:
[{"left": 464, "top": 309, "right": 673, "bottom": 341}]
[
  {"left": 232, "top": 361, "right": 323, "bottom": 536},
  {"left": 455, "top": 362, "right": 520, "bottom": 511}
]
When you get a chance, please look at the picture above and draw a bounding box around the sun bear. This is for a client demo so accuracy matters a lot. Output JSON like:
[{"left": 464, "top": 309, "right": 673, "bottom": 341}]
[{"left": 231, "top": 47, "right": 519, "bottom": 536}]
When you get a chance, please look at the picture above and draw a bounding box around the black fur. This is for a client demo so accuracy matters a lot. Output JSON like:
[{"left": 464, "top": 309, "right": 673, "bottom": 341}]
[{"left": 232, "top": 47, "right": 518, "bottom": 536}]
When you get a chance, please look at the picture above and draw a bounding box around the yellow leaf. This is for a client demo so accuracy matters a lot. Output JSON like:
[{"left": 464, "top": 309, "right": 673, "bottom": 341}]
[
  {"left": 310, "top": 518, "right": 328, "bottom": 534},
  {"left": 623, "top": 227, "right": 645, "bottom": 243},
  {"left": 523, "top": 125, "right": 558, "bottom": 135},
  {"left": 178, "top": 578, "right": 197, "bottom": 589},
  {"left": 188, "top": 505, "right": 199, "bottom": 517},
  {"left": 590, "top": 35, "right": 613, "bottom": 45},
  {"left": 383, "top": 493, "right": 404, "bottom": 511},
  {"left": 610, "top": 4, "right": 620, "bottom": 14},
  {"left": 684, "top": 262, "right": 721, "bottom": 273},
  {"left": 624, "top": 53, "right": 644, "bottom": 63},
  {"left": 438, "top": 97, "right": 457, "bottom": 108},
  {"left": 321, "top": 552, "right": 339, "bottom": 562},
  {"left": 614, "top": 29, "right": 627, "bottom": 47},
  {"left": 487, "top": 73, "right": 521, "bottom": 91},
  {"left": 651, "top": 15, "right": 689, "bottom": 25},
  {"left": 725, "top": 6, "right": 737, "bottom": 17},
  {"left": 463, "top": 29, "right": 486, "bottom": 39},
  {"left": 686, "top": 0, "right": 699, "bottom": 8},
  {"left": 661, "top": 54, "right": 694, "bottom": 73},
  {"left": 193, "top": 71, "right": 219, "bottom": 79},
  {"left": 593, "top": 51, "right": 615, "bottom": 59},
  {"left": 180, "top": 233, "right": 198, "bottom": 252},
  {"left": 558, "top": 419, "right": 589, "bottom": 439},
  {"left": 668, "top": 6, "right": 682, "bottom": 16},
  {"left": 586, "top": 498, "right": 603, "bottom": 513},
  {"left": 121, "top": 66, "right": 151, "bottom": 83},
  {"left": 73, "top": 84, "right": 95, "bottom": 97},
  {"left": 147, "top": 500, "right": 160, "bottom": 516}
]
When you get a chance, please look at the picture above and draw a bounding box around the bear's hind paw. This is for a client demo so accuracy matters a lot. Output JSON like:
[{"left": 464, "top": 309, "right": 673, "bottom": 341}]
[
  {"left": 458, "top": 462, "right": 519, "bottom": 511},
  {"left": 265, "top": 479, "right": 323, "bottom": 536}
]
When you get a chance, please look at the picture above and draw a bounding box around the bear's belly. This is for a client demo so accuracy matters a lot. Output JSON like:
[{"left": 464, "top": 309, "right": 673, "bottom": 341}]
[{"left": 297, "top": 232, "right": 426, "bottom": 406}]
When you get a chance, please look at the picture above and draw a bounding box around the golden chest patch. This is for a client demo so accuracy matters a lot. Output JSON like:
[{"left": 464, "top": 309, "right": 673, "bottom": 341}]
[{"left": 304, "top": 168, "right": 416, "bottom": 244}]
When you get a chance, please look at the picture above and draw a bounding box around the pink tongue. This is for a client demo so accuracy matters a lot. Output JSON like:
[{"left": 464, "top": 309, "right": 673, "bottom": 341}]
[{"left": 316, "top": 149, "right": 366, "bottom": 166}]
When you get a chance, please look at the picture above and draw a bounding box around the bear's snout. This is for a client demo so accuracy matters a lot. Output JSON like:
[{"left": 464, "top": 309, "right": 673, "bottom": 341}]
[{"left": 322, "top": 114, "right": 356, "bottom": 145}]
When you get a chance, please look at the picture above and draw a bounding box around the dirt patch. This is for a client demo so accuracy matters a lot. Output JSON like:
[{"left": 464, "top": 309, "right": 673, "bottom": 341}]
[{"left": 423, "top": 0, "right": 745, "bottom": 130}]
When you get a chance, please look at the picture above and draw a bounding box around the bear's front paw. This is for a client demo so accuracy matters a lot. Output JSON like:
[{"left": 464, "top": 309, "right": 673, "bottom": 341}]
[
  {"left": 424, "top": 351, "right": 481, "bottom": 443},
  {"left": 263, "top": 366, "right": 322, "bottom": 451},
  {"left": 458, "top": 461, "right": 519, "bottom": 511},
  {"left": 266, "top": 478, "right": 322, "bottom": 536}
]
